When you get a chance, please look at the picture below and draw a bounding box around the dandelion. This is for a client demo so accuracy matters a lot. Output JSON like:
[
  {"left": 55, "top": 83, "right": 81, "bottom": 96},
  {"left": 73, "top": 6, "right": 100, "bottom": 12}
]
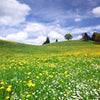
[
  {"left": 39, "top": 73, "right": 42, "bottom": 76},
  {"left": 0, "top": 82, "right": 4, "bottom": 85},
  {"left": 6, "top": 96, "right": 10, "bottom": 99},
  {"left": 69, "top": 66, "right": 72, "bottom": 68},
  {"left": 26, "top": 94, "right": 31, "bottom": 98},
  {"left": 95, "top": 80, "right": 98, "bottom": 83},
  {"left": 11, "top": 79, "right": 14, "bottom": 82},
  {"left": 64, "top": 71, "right": 68, "bottom": 74},
  {"left": 32, "top": 83, "right": 35, "bottom": 87},
  {"left": 41, "top": 81, "right": 44, "bottom": 84},
  {"left": 36, "top": 76, "right": 39, "bottom": 79},
  {"left": 65, "top": 74, "right": 70, "bottom": 77},
  {"left": 0, "top": 86, "right": 4, "bottom": 89},
  {"left": 28, "top": 72, "right": 31, "bottom": 75},
  {"left": 6, "top": 85, "right": 12, "bottom": 92},
  {"left": 66, "top": 92, "right": 69, "bottom": 97}
]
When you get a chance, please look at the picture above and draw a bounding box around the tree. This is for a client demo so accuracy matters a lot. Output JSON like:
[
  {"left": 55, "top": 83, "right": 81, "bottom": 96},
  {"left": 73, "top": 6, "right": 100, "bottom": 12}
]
[
  {"left": 82, "top": 33, "right": 90, "bottom": 41},
  {"left": 42, "top": 37, "right": 50, "bottom": 45},
  {"left": 56, "top": 39, "right": 58, "bottom": 42},
  {"left": 64, "top": 33, "right": 72, "bottom": 40},
  {"left": 91, "top": 32, "right": 99, "bottom": 41},
  {"left": 95, "top": 33, "right": 100, "bottom": 42}
]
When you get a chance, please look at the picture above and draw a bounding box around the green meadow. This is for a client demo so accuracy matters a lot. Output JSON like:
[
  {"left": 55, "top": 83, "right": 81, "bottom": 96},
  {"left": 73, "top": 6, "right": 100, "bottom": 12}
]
[{"left": 0, "top": 40, "right": 100, "bottom": 100}]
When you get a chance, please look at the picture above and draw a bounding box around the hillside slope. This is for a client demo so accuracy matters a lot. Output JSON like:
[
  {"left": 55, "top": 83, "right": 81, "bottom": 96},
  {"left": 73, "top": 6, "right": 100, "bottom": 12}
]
[
  {"left": 0, "top": 39, "right": 100, "bottom": 55},
  {"left": 0, "top": 39, "right": 100, "bottom": 99}
]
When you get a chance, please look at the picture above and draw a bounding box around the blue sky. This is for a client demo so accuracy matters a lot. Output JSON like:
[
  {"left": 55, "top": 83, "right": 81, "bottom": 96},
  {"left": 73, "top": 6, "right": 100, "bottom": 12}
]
[{"left": 0, "top": 0, "right": 100, "bottom": 45}]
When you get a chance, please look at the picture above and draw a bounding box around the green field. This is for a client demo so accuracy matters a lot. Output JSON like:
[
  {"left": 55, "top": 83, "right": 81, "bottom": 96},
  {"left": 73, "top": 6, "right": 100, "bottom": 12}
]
[{"left": 0, "top": 40, "right": 100, "bottom": 100}]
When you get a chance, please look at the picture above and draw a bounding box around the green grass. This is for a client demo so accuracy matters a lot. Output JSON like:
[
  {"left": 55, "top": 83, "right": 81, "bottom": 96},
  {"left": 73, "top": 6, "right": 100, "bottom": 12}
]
[{"left": 0, "top": 39, "right": 100, "bottom": 100}]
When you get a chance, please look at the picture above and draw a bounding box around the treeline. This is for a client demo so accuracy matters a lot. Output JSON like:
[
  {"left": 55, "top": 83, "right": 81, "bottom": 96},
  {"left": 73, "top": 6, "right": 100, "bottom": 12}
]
[
  {"left": 42, "top": 32, "right": 100, "bottom": 45},
  {"left": 82, "top": 32, "right": 100, "bottom": 42}
]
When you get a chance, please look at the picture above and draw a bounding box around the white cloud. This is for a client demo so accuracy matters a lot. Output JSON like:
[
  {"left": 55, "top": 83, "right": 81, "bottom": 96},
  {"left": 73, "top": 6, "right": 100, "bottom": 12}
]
[
  {"left": 92, "top": 6, "right": 100, "bottom": 17},
  {"left": 6, "top": 32, "right": 28, "bottom": 41},
  {"left": 24, "top": 23, "right": 46, "bottom": 35},
  {"left": 74, "top": 18, "right": 81, "bottom": 22},
  {"left": 0, "top": 0, "right": 31, "bottom": 26},
  {"left": 1, "top": 21, "right": 100, "bottom": 45},
  {"left": 0, "top": 36, "right": 6, "bottom": 40},
  {"left": 72, "top": 35, "right": 82, "bottom": 40},
  {"left": 48, "top": 31, "right": 64, "bottom": 40},
  {"left": 25, "top": 35, "right": 46, "bottom": 45}
]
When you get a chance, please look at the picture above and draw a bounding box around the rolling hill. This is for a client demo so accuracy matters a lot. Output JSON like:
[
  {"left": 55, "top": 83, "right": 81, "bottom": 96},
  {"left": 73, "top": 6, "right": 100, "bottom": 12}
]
[{"left": 0, "top": 39, "right": 100, "bottom": 100}]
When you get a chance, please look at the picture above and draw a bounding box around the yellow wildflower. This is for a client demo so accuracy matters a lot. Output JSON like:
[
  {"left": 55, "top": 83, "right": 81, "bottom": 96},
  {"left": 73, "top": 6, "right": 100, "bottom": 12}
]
[
  {"left": 66, "top": 92, "right": 69, "bottom": 97},
  {"left": 6, "top": 96, "right": 9, "bottom": 99},
  {"left": 0, "top": 86, "right": 4, "bottom": 89},
  {"left": 64, "top": 71, "right": 68, "bottom": 74},
  {"left": 28, "top": 72, "right": 31, "bottom": 75},
  {"left": 95, "top": 80, "right": 98, "bottom": 83},
  {"left": 27, "top": 82, "right": 32, "bottom": 87},
  {"left": 6, "top": 85, "right": 12, "bottom": 92},
  {"left": 36, "top": 76, "right": 39, "bottom": 79},
  {"left": 69, "top": 66, "right": 71, "bottom": 68},
  {"left": 39, "top": 73, "right": 42, "bottom": 76},
  {"left": 0, "top": 82, "right": 4, "bottom": 85},
  {"left": 26, "top": 94, "right": 31, "bottom": 98},
  {"left": 41, "top": 81, "right": 44, "bottom": 84},
  {"left": 65, "top": 74, "right": 70, "bottom": 77},
  {"left": 11, "top": 79, "right": 14, "bottom": 82},
  {"left": 32, "top": 83, "right": 35, "bottom": 87}
]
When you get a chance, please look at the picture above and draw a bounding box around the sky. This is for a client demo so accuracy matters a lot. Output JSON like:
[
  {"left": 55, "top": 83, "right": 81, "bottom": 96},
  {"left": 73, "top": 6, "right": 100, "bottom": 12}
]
[{"left": 0, "top": 0, "right": 100, "bottom": 45}]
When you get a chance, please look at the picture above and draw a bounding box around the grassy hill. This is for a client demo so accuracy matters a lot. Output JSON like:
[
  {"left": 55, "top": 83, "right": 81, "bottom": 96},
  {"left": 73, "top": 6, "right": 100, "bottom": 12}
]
[{"left": 0, "top": 39, "right": 100, "bottom": 99}]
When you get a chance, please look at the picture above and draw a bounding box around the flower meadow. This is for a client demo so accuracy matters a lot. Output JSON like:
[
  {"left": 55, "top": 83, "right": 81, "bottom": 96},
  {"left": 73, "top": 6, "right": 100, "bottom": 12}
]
[{"left": 0, "top": 40, "right": 100, "bottom": 100}]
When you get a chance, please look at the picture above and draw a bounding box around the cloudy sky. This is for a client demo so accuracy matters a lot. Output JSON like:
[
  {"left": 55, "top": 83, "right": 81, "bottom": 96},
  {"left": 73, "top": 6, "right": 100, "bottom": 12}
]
[{"left": 0, "top": 0, "right": 100, "bottom": 45}]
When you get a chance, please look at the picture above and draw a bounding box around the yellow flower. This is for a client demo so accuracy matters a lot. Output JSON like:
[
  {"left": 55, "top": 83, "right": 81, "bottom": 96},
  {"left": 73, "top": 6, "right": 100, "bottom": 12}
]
[
  {"left": 27, "top": 82, "right": 32, "bottom": 87},
  {"left": 66, "top": 92, "right": 69, "bottom": 97},
  {"left": 45, "top": 71, "right": 48, "bottom": 75},
  {"left": 0, "top": 82, "right": 4, "bottom": 85},
  {"left": 95, "top": 80, "right": 98, "bottom": 83},
  {"left": 27, "top": 82, "right": 35, "bottom": 87},
  {"left": 41, "top": 81, "right": 44, "bottom": 84},
  {"left": 69, "top": 66, "right": 71, "bottom": 68},
  {"left": 64, "top": 71, "right": 68, "bottom": 74},
  {"left": 6, "top": 96, "right": 9, "bottom": 99},
  {"left": 60, "top": 79, "right": 64, "bottom": 83},
  {"left": 11, "top": 79, "right": 14, "bottom": 82},
  {"left": 20, "top": 80, "right": 22, "bottom": 83},
  {"left": 65, "top": 74, "right": 70, "bottom": 77},
  {"left": 6, "top": 85, "right": 12, "bottom": 92},
  {"left": 29, "top": 80, "right": 32, "bottom": 83},
  {"left": 23, "top": 81, "right": 26, "bottom": 83},
  {"left": 39, "top": 73, "right": 42, "bottom": 76},
  {"left": 36, "top": 76, "right": 39, "bottom": 79},
  {"left": 0, "top": 86, "right": 4, "bottom": 89},
  {"left": 26, "top": 94, "right": 31, "bottom": 98},
  {"left": 27, "top": 76, "right": 29, "bottom": 78},
  {"left": 28, "top": 72, "right": 31, "bottom": 75},
  {"left": 32, "top": 83, "right": 35, "bottom": 87}
]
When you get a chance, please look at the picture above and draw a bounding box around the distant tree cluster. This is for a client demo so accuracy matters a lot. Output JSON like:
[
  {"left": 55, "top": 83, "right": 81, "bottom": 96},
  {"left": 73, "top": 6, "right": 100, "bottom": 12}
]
[
  {"left": 42, "top": 33, "right": 73, "bottom": 45},
  {"left": 42, "top": 37, "right": 58, "bottom": 45},
  {"left": 82, "top": 32, "right": 100, "bottom": 42}
]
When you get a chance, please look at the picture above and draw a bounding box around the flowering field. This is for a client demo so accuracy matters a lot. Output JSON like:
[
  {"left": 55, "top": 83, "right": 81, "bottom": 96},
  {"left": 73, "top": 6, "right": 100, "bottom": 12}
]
[{"left": 0, "top": 40, "right": 100, "bottom": 100}]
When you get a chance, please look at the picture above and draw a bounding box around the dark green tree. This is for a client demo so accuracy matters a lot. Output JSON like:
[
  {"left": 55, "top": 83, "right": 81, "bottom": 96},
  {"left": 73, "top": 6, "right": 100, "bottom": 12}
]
[
  {"left": 56, "top": 39, "right": 58, "bottom": 42},
  {"left": 82, "top": 33, "right": 90, "bottom": 41},
  {"left": 42, "top": 37, "right": 50, "bottom": 45},
  {"left": 91, "top": 32, "right": 99, "bottom": 41},
  {"left": 95, "top": 33, "right": 100, "bottom": 42},
  {"left": 64, "top": 33, "right": 72, "bottom": 40}
]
